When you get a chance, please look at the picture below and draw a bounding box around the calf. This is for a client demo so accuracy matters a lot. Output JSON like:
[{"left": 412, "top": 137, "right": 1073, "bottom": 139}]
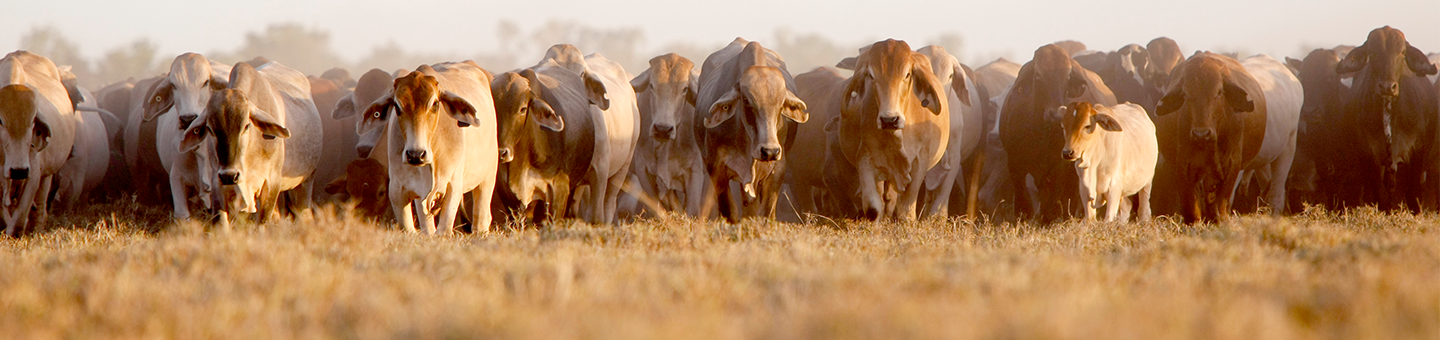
[{"left": 1058, "top": 102, "right": 1157, "bottom": 221}]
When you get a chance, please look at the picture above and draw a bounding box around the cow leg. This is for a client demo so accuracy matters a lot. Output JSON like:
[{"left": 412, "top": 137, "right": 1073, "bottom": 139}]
[
  {"left": 685, "top": 162, "right": 708, "bottom": 217},
  {"left": 290, "top": 178, "right": 316, "bottom": 220},
  {"left": 964, "top": 152, "right": 985, "bottom": 217},
  {"left": 9, "top": 178, "right": 41, "bottom": 236},
  {"left": 1078, "top": 167, "right": 1096, "bottom": 221},
  {"left": 391, "top": 188, "right": 417, "bottom": 232},
  {"left": 856, "top": 159, "right": 884, "bottom": 221},
  {"left": 1008, "top": 170, "right": 1034, "bottom": 221},
  {"left": 924, "top": 157, "right": 962, "bottom": 219},
  {"left": 1104, "top": 185, "right": 1124, "bottom": 223},
  {"left": 169, "top": 170, "right": 193, "bottom": 220},
  {"left": 472, "top": 181, "right": 496, "bottom": 234},
  {"left": 587, "top": 168, "right": 609, "bottom": 225},
  {"left": 896, "top": 166, "right": 928, "bottom": 222},
  {"left": 605, "top": 163, "right": 630, "bottom": 224},
  {"left": 1268, "top": 147, "right": 1295, "bottom": 215},
  {"left": 436, "top": 189, "right": 463, "bottom": 236}
]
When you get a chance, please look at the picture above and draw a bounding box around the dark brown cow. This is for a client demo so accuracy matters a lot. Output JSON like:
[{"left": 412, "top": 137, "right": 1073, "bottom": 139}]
[
  {"left": 1284, "top": 49, "right": 1352, "bottom": 212},
  {"left": 1335, "top": 26, "right": 1439, "bottom": 211},
  {"left": 791, "top": 67, "right": 851, "bottom": 217},
  {"left": 1100, "top": 44, "right": 1161, "bottom": 114},
  {"left": 998, "top": 44, "right": 1117, "bottom": 222},
  {"left": 308, "top": 76, "right": 357, "bottom": 204},
  {"left": 1154, "top": 52, "right": 1267, "bottom": 223}
]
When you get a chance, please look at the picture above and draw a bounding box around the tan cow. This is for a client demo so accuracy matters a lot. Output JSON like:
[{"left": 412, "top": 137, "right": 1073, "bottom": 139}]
[
  {"left": 359, "top": 61, "right": 498, "bottom": 234},
  {"left": 179, "top": 60, "right": 322, "bottom": 224},
  {"left": 622, "top": 53, "right": 709, "bottom": 217},
  {"left": 0, "top": 51, "right": 78, "bottom": 236},
  {"left": 833, "top": 39, "right": 950, "bottom": 221}
]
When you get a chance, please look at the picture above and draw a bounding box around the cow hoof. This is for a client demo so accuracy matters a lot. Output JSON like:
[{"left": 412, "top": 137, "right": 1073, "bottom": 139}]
[{"left": 863, "top": 208, "right": 880, "bottom": 221}]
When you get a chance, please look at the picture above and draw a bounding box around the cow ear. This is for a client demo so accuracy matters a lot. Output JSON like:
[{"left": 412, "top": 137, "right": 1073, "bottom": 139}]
[
  {"left": 630, "top": 69, "right": 651, "bottom": 93},
  {"left": 1065, "top": 67, "right": 1089, "bottom": 99},
  {"left": 705, "top": 88, "right": 741, "bottom": 128},
  {"left": 950, "top": 66, "right": 972, "bottom": 107},
  {"left": 1224, "top": 80, "right": 1255, "bottom": 113},
  {"left": 1405, "top": 44, "right": 1438, "bottom": 76},
  {"left": 1284, "top": 57, "right": 1304, "bottom": 75},
  {"left": 250, "top": 107, "right": 291, "bottom": 139},
  {"left": 842, "top": 73, "right": 866, "bottom": 110},
  {"left": 1156, "top": 90, "right": 1184, "bottom": 116},
  {"left": 439, "top": 91, "right": 479, "bottom": 127},
  {"left": 581, "top": 71, "right": 610, "bottom": 110},
  {"left": 1336, "top": 45, "right": 1368, "bottom": 74},
  {"left": 836, "top": 57, "right": 858, "bottom": 70},
  {"left": 685, "top": 75, "right": 699, "bottom": 106},
  {"left": 323, "top": 174, "right": 348, "bottom": 195},
  {"left": 30, "top": 118, "right": 49, "bottom": 151},
  {"left": 332, "top": 93, "right": 357, "bottom": 119},
  {"left": 1093, "top": 113, "right": 1122, "bottom": 132},
  {"left": 142, "top": 78, "right": 175, "bottom": 121},
  {"left": 62, "top": 77, "right": 82, "bottom": 110},
  {"left": 780, "top": 91, "right": 808, "bottom": 123},
  {"left": 530, "top": 98, "right": 563, "bottom": 132},
  {"left": 179, "top": 123, "right": 208, "bottom": 153},
  {"left": 359, "top": 95, "right": 393, "bottom": 135},
  {"left": 910, "top": 58, "right": 943, "bottom": 115}
]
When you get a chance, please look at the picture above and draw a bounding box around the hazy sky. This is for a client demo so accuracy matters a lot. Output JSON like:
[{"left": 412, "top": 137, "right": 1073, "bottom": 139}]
[{"left": 4, "top": 0, "right": 1437, "bottom": 65}]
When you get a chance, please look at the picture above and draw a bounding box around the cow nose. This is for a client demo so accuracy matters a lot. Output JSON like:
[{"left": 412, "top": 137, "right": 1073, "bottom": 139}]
[
  {"left": 498, "top": 148, "right": 513, "bottom": 163},
  {"left": 758, "top": 146, "right": 782, "bottom": 161},
  {"left": 879, "top": 114, "right": 904, "bottom": 130},
  {"left": 1191, "top": 128, "right": 1215, "bottom": 141},
  {"left": 1379, "top": 82, "right": 1400, "bottom": 97},
  {"left": 217, "top": 170, "right": 239, "bottom": 185},
  {"left": 652, "top": 124, "right": 675, "bottom": 141},
  {"left": 405, "top": 149, "right": 428, "bottom": 165},
  {"left": 179, "top": 114, "right": 198, "bottom": 129},
  {"left": 356, "top": 144, "right": 374, "bottom": 158},
  {"left": 7, "top": 168, "right": 27, "bottom": 180},
  {"left": 1061, "top": 149, "right": 1076, "bottom": 160}
]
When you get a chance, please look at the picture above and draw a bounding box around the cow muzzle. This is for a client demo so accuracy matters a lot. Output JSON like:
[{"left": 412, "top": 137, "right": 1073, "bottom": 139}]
[
  {"left": 758, "top": 146, "right": 782, "bottom": 162},
  {"left": 1377, "top": 81, "right": 1400, "bottom": 98},
  {"left": 652, "top": 124, "right": 676, "bottom": 141},
  {"left": 879, "top": 114, "right": 905, "bottom": 130},
  {"left": 218, "top": 169, "right": 240, "bottom": 185},
  {"left": 1190, "top": 128, "right": 1215, "bottom": 142},
  {"left": 498, "top": 148, "right": 513, "bottom": 163},
  {"left": 179, "top": 114, "right": 199, "bottom": 129},
  {"left": 1061, "top": 148, "right": 1078, "bottom": 161},
  {"left": 7, "top": 168, "right": 27, "bottom": 180},
  {"left": 405, "top": 149, "right": 429, "bottom": 165}
]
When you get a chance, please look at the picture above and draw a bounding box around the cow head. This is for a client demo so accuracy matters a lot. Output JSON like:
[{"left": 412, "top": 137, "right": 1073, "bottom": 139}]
[
  {"left": 1294, "top": 49, "right": 1343, "bottom": 131},
  {"left": 333, "top": 69, "right": 397, "bottom": 158},
  {"left": 1059, "top": 102, "right": 1122, "bottom": 165},
  {"left": 1029, "top": 44, "right": 1090, "bottom": 122},
  {"left": 1337, "top": 26, "right": 1437, "bottom": 99},
  {"left": 708, "top": 66, "right": 807, "bottom": 161},
  {"left": 0, "top": 85, "right": 49, "bottom": 181},
  {"left": 1145, "top": 37, "right": 1183, "bottom": 94},
  {"left": 917, "top": 45, "right": 973, "bottom": 108},
  {"left": 1156, "top": 54, "right": 1255, "bottom": 143},
  {"left": 631, "top": 53, "right": 698, "bottom": 142},
  {"left": 842, "top": 39, "right": 943, "bottom": 131},
  {"left": 143, "top": 53, "right": 227, "bottom": 129},
  {"left": 324, "top": 158, "right": 389, "bottom": 219},
  {"left": 491, "top": 70, "right": 566, "bottom": 164},
  {"left": 362, "top": 67, "right": 479, "bottom": 167}
]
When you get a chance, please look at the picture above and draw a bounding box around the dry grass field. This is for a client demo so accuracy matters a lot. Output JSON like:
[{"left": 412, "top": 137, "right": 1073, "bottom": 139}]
[{"left": 1, "top": 201, "right": 1437, "bottom": 339}]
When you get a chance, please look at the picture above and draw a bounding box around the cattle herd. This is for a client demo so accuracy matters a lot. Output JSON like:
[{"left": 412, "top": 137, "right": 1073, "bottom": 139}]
[{"left": 0, "top": 25, "right": 1437, "bottom": 236}]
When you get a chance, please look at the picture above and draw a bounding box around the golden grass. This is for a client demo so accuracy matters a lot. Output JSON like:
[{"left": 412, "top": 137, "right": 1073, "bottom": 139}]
[{"left": 1, "top": 202, "right": 1437, "bottom": 339}]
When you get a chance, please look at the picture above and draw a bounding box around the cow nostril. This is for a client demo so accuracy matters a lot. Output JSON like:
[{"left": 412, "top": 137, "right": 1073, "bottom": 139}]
[
  {"left": 759, "top": 147, "right": 782, "bottom": 161},
  {"left": 498, "top": 149, "right": 513, "bottom": 162},
  {"left": 653, "top": 125, "right": 675, "bottom": 140},
  {"left": 879, "top": 116, "right": 903, "bottom": 129},
  {"left": 8, "top": 168, "right": 27, "bottom": 180},
  {"left": 1190, "top": 128, "right": 1214, "bottom": 141},
  {"left": 218, "top": 171, "right": 239, "bottom": 185},
  {"left": 405, "top": 150, "right": 428, "bottom": 165},
  {"left": 1062, "top": 149, "right": 1075, "bottom": 160},
  {"left": 180, "top": 114, "right": 198, "bottom": 128}
]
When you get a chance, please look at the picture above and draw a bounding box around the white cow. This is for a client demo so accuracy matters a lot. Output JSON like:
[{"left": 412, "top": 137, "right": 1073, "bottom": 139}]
[
  {"left": 622, "top": 53, "right": 709, "bottom": 218},
  {"left": 916, "top": 45, "right": 983, "bottom": 218},
  {"left": 536, "top": 45, "right": 639, "bottom": 224},
  {"left": 1235, "top": 54, "right": 1303, "bottom": 213},
  {"left": 1058, "top": 102, "right": 1157, "bottom": 221},
  {"left": 141, "top": 53, "right": 231, "bottom": 220},
  {"left": 0, "top": 51, "right": 78, "bottom": 236}
]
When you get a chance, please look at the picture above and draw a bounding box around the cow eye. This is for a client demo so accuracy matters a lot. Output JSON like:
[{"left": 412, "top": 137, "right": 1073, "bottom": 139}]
[
  {"left": 519, "top": 107, "right": 529, "bottom": 115},
  {"left": 719, "top": 104, "right": 731, "bottom": 112}
]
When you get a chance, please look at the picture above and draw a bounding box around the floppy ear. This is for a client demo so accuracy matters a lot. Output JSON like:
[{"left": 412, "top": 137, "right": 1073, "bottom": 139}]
[
  {"left": 331, "top": 93, "right": 356, "bottom": 119},
  {"left": 780, "top": 91, "right": 808, "bottom": 123},
  {"left": 630, "top": 69, "right": 650, "bottom": 93},
  {"left": 1284, "top": 57, "right": 1304, "bottom": 75},
  {"left": 30, "top": 118, "right": 49, "bottom": 151},
  {"left": 581, "top": 71, "right": 610, "bottom": 110},
  {"left": 323, "top": 175, "right": 348, "bottom": 195},
  {"left": 529, "top": 98, "right": 563, "bottom": 132},
  {"left": 1065, "top": 66, "right": 1089, "bottom": 99},
  {"left": 438, "top": 91, "right": 478, "bottom": 127},
  {"left": 1093, "top": 113, "right": 1122, "bottom": 132},
  {"left": 705, "top": 87, "right": 741, "bottom": 128},
  {"left": 359, "top": 94, "right": 393, "bottom": 135},
  {"left": 1405, "top": 44, "right": 1437, "bottom": 76},
  {"left": 1336, "top": 45, "right": 1368, "bottom": 74},
  {"left": 142, "top": 78, "right": 175, "bottom": 121},
  {"left": 178, "top": 123, "right": 208, "bottom": 153},
  {"left": 62, "top": 78, "right": 82, "bottom": 110},
  {"left": 836, "top": 57, "right": 858, "bottom": 70},
  {"left": 685, "top": 74, "right": 699, "bottom": 105},
  {"left": 910, "top": 56, "right": 943, "bottom": 115},
  {"left": 1156, "top": 90, "right": 1184, "bottom": 116},
  {"left": 950, "top": 65, "right": 972, "bottom": 107},
  {"left": 1223, "top": 80, "right": 1255, "bottom": 113},
  {"left": 250, "top": 106, "right": 291, "bottom": 139}
]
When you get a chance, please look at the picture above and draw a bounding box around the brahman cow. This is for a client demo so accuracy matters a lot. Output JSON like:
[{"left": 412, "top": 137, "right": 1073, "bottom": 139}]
[
  {"left": 790, "top": 67, "right": 849, "bottom": 218},
  {"left": 1334, "top": 26, "right": 1439, "bottom": 212},
  {"left": 831, "top": 39, "right": 949, "bottom": 221},
  {"left": 971, "top": 58, "right": 1022, "bottom": 214},
  {"left": 694, "top": 38, "right": 807, "bottom": 223},
  {"left": 0, "top": 51, "right": 78, "bottom": 236},
  {"left": 1153, "top": 52, "right": 1267, "bottom": 223},
  {"left": 915, "top": 45, "right": 983, "bottom": 218},
  {"left": 1284, "top": 49, "right": 1352, "bottom": 212},
  {"left": 1229, "top": 55, "right": 1302, "bottom": 214},
  {"left": 999, "top": 44, "right": 1117, "bottom": 222},
  {"left": 1100, "top": 44, "right": 1162, "bottom": 113},
  {"left": 141, "top": 53, "right": 231, "bottom": 220},
  {"left": 122, "top": 76, "right": 169, "bottom": 205},
  {"left": 493, "top": 45, "right": 638, "bottom": 225},
  {"left": 328, "top": 69, "right": 397, "bottom": 220},
  {"left": 179, "top": 60, "right": 323, "bottom": 224},
  {"left": 1058, "top": 102, "right": 1157, "bottom": 221},
  {"left": 359, "top": 61, "right": 498, "bottom": 234},
  {"left": 622, "top": 53, "right": 710, "bottom": 217}
]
